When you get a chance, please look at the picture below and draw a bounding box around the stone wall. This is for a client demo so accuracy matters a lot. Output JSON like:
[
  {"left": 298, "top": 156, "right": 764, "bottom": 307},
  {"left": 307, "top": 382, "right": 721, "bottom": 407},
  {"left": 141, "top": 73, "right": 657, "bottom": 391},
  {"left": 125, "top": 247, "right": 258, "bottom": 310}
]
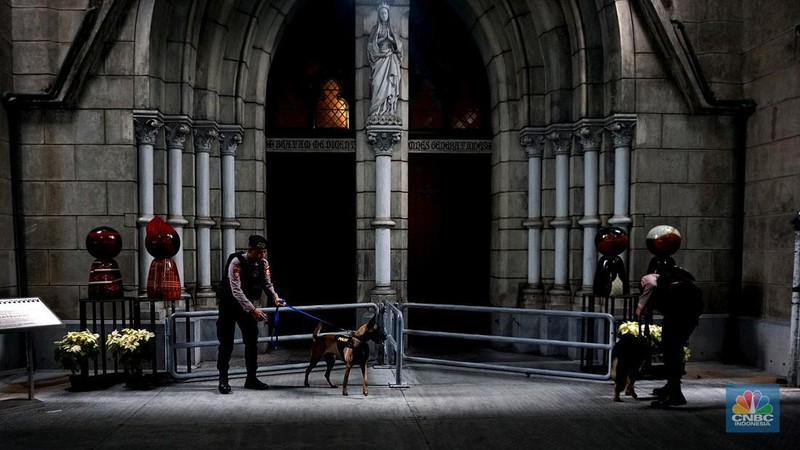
[
  {"left": 624, "top": 5, "right": 740, "bottom": 314},
  {"left": 671, "top": 0, "right": 744, "bottom": 100},
  {"left": 740, "top": 0, "right": 800, "bottom": 320},
  {"left": 0, "top": 0, "right": 15, "bottom": 298},
  {"left": 11, "top": 2, "right": 136, "bottom": 319}
]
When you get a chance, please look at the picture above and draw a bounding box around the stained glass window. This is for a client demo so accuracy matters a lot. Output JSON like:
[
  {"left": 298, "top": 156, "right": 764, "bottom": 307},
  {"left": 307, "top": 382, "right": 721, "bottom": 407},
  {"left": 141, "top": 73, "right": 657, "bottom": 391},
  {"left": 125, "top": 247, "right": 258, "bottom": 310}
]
[
  {"left": 411, "top": 79, "right": 443, "bottom": 129},
  {"left": 451, "top": 81, "right": 482, "bottom": 129},
  {"left": 315, "top": 79, "right": 349, "bottom": 129},
  {"left": 409, "top": 0, "right": 489, "bottom": 136},
  {"left": 265, "top": 0, "right": 354, "bottom": 134}
]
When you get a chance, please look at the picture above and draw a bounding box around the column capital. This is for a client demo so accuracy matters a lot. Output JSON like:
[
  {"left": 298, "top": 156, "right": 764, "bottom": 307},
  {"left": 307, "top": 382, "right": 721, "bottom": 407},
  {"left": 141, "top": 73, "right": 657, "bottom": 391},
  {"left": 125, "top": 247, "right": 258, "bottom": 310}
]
[
  {"left": 545, "top": 125, "right": 573, "bottom": 156},
  {"left": 366, "top": 124, "right": 402, "bottom": 156},
  {"left": 519, "top": 127, "right": 546, "bottom": 158},
  {"left": 193, "top": 122, "right": 219, "bottom": 154},
  {"left": 219, "top": 125, "right": 244, "bottom": 157},
  {"left": 605, "top": 114, "right": 637, "bottom": 147},
  {"left": 164, "top": 116, "right": 193, "bottom": 149},
  {"left": 573, "top": 120, "right": 604, "bottom": 152},
  {"left": 133, "top": 111, "right": 163, "bottom": 145}
]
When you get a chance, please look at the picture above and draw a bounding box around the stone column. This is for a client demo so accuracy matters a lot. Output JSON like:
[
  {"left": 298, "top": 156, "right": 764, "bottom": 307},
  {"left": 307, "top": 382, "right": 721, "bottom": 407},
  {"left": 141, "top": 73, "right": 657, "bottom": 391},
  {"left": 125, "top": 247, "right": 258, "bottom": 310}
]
[
  {"left": 193, "top": 123, "right": 218, "bottom": 307},
  {"left": 218, "top": 125, "right": 243, "bottom": 261},
  {"left": 361, "top": 0, "right": 406, "bottom": 305},
  {"left": 366, "top": 120, "right": 402, "bottom": 303},
  {"left": 164, "top": 117, "right": 192, "bottom": 298},
  {"left": 546, "top": 126, "right": 573, "bottom": 307},
  {"left": 605, "top": 115, "right": 636, "bottom": 234},
  {"left": 133, "top": 111, "right": 162, "bottom": 295},
  {"left": 519, "top": 128, "right": 546, "bottom": 308},
  {"left": 574, "top": 121, "right": 604, "bottom": 293}
]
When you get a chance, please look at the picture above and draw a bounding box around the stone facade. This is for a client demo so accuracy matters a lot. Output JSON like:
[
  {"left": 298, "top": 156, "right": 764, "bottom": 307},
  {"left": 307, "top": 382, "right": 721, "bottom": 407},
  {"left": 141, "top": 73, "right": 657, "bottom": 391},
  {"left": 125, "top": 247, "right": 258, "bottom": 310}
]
[
  {"left": 0, "top": 0, "right": 798, "bottom": 376},
  {"left": 0, "top": 0, "right": 15, "bottom": 300}
]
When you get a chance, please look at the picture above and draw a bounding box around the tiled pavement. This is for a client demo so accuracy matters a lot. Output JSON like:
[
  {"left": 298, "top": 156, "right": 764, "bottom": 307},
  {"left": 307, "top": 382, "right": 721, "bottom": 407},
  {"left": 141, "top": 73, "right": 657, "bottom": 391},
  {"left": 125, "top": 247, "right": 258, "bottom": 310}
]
[{"left": 1, "top": 361, "right": 799, "bottom": 449}]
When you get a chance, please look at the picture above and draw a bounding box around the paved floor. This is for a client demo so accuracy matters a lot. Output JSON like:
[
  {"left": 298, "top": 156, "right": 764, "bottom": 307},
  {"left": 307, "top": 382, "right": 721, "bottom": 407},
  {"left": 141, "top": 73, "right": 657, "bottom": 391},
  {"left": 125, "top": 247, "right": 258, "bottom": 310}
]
[{"left": 2, "top": 360, "right": 799, "bottom": 449}]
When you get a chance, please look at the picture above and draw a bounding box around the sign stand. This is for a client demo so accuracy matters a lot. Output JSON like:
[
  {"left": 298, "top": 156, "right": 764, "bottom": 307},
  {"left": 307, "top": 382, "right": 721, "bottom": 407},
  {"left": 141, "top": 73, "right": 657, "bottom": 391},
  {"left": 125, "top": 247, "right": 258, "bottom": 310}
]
[{"left": 0, "top": 297, "right": 63, "bottom": 413}]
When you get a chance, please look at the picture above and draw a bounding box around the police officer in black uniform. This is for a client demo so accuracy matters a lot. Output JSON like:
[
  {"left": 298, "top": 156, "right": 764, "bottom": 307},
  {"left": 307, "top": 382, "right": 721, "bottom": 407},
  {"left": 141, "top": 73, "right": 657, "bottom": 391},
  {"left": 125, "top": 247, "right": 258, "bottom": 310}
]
[
  {"left": 637, "top": 265, "right": 703, "bottom": 407},
  {"left": 216, "top": 235, "right": 285, "bottom": 394}
]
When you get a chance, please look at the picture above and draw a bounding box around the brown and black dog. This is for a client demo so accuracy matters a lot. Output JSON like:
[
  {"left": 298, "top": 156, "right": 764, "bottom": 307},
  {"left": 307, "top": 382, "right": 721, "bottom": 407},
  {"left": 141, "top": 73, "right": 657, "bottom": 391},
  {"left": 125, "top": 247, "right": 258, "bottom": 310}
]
[
  {"left": 610, "top": 333, "right": 648, "bottom": 402},
  {"left": 303, "top": 317, "right": 385, "bottom": 396}
]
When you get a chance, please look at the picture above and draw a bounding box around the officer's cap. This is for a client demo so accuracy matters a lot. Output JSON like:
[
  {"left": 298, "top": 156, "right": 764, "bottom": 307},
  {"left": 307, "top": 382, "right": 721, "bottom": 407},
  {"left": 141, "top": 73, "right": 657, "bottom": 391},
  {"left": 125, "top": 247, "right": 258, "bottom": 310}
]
[{"left": 248, "top": 234, "right": 267, "bottom": 250}]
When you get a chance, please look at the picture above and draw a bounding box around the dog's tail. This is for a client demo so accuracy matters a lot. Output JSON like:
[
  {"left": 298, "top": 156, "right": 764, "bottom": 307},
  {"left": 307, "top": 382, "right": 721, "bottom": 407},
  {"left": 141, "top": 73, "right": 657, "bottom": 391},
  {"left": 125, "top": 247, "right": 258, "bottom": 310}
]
[{"left": 312, "top": 322, "right": 323, "bottom": 341}]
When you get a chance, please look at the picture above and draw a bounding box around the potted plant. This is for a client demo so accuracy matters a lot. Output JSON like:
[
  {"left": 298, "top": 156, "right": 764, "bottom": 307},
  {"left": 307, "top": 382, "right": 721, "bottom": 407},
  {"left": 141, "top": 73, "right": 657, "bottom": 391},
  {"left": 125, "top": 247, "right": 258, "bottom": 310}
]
[
  {"left": 106, "top": 328, "right": 156, "bottom": 388},
  {"left": 617, "top": 321, "right": 691, "bottom": 370},
  {"left": 54, "top": 330, "right": 100, "bottom": 390}
]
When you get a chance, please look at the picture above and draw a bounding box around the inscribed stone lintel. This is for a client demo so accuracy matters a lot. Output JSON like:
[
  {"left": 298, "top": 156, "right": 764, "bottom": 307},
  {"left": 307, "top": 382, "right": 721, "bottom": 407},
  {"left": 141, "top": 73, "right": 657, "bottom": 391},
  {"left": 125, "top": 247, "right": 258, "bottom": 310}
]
[{"left": 263, "top": 138, "right": 493, "bottom": 154}]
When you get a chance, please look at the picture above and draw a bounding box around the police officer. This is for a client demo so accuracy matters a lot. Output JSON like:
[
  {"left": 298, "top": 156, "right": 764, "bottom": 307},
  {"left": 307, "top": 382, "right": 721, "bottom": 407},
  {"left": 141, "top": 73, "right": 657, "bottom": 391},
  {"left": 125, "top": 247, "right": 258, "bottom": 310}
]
[
  {"left": 636, "top": 265, "right": 703, "bottom": 407},
  {"left": 216, "top": 234, "right": 285, "bottom": 394}
]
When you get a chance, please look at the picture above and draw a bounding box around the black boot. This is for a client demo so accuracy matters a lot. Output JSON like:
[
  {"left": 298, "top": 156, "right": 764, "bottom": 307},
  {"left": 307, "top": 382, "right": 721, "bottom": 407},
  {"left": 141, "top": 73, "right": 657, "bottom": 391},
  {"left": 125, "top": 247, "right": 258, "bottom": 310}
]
[
  {"left": 651, "top": 381, "right": 686, "bottom": 408},
  {"left": 652, "top": 384, "right": 669, "bottom": 398},
  {"left": 244, "top": 376, "right": 268, "bottom": 390},
  {"left": 218, "top": 376, "right": 231, "bottom": 394}
]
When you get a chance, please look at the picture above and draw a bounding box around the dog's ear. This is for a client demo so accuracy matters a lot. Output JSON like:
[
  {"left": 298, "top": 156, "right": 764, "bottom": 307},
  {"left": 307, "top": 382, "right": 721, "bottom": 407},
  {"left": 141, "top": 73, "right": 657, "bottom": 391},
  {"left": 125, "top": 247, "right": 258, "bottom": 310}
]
[{"left": 366, "top": 316, "right": 377, "bottom": 329}]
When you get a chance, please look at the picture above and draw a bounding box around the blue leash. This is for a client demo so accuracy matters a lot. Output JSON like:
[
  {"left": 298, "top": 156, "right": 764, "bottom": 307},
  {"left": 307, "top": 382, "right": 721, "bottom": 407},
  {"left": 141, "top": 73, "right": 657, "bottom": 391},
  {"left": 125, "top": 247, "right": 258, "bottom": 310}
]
[{"left": 270, "top": 303, "right": 345, "bottom": 350}]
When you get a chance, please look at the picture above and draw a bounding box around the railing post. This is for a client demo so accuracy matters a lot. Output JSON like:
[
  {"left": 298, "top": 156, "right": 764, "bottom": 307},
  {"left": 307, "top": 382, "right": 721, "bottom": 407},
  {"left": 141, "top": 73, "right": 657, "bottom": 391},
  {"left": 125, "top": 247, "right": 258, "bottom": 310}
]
[{"left": 789, "top": 212, "right": 800, "bottom": 387}]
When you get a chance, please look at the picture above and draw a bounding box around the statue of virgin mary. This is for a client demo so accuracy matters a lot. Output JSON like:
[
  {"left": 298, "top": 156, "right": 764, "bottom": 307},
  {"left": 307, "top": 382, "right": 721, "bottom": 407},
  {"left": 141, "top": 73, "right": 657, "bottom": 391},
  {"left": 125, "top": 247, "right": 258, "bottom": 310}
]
[{"left": 367, "top": 2, "right": 403, "bottom": 119}]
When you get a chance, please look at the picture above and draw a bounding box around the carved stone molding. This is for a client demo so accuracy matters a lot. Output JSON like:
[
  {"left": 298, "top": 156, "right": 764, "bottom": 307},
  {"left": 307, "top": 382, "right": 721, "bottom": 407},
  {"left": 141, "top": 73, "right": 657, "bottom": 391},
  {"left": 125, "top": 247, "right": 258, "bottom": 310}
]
[
  {"left": 522, "top": 218, "right": 544, "bottom": 230},
  {"left": 366, "top": 113, "right": 402, "bottom": 126},
  {"left": 605, "top": 115, "right": 637, "bottom": 147},
  {"left": 573, "top": 124, "right": 603, "bottom": 152},
  {"left": 519, "top": 127, "right": 546, "bottom": 158},
  {"left": 193, "top": 126, "right": 219, "bottom": 154},
  {"left": 545, "top": 128, "right": 572, "bottom": 155},
  {"left": 133, "top": 112, "right": 163, "bottom": 145},
  {"left": 218, "top": 125, "right": 244, "bottom": 157},
  {"left": 220, "top": 218, "right": 241, "bottom": 230},
  {"left": 366, "top": 125, "right": 402, "bottom": 156},
  {"left": 164, "top": 118, "right": 192, "bottom": 149}
]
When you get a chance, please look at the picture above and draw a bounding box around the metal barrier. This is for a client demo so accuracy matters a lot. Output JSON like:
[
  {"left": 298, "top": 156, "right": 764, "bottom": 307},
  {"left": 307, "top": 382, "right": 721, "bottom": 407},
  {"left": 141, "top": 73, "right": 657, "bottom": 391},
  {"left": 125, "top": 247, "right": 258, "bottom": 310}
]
[
  {"left": 165, "top": 303, "right": 380, "bottom": 381},
  {"left": 399, "top": 303, "right": 615, "bottom": 381},
  {"left": 381, "top": 300, "right": 407, "bottom": 388}
]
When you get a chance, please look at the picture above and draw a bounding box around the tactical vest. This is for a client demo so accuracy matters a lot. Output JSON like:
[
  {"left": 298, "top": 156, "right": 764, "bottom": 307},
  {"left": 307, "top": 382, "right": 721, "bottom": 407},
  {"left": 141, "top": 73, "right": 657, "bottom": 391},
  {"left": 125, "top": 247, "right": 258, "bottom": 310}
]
[{"left": 220, "top": 252, "right": 267, "bottom": 302}]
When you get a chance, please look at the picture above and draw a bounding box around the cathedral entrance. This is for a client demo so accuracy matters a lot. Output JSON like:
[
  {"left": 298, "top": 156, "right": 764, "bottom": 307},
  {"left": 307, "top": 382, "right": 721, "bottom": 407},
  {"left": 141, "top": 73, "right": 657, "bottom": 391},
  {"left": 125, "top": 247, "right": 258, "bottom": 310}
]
[
  {"left": 408, "top": 152, "right": 491, "bottom": 343},
  {"left": 265, "top": 152, "right": 356, "bottom": 334}
]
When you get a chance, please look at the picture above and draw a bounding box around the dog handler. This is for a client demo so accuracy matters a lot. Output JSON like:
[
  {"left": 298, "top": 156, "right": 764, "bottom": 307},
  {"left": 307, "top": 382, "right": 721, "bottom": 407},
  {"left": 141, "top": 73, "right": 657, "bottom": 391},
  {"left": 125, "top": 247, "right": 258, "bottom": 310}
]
[
  {"left": 636, "top": 266, "right": 703, "bottom": 408},
  {"left": 216, "top": 234, "right": 285, "bottom": 394}
]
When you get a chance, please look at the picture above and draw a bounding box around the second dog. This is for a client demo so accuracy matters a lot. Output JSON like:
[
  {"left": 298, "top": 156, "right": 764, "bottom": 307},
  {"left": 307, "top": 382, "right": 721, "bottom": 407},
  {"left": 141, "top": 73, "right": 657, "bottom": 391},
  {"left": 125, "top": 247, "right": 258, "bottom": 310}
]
[{"left": 610, "top": 333, "right": 648, "bottom": 402}]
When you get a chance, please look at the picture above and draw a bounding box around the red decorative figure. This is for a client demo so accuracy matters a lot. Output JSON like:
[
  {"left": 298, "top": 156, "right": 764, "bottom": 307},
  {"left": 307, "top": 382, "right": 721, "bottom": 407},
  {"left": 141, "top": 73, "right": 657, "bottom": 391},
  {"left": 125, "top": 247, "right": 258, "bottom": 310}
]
[
  {"left": 145, "top": 216, "right": 181, "bottom": 300},
  {"left": 86, "top": 226, "right": 124, "bottom": 299}
]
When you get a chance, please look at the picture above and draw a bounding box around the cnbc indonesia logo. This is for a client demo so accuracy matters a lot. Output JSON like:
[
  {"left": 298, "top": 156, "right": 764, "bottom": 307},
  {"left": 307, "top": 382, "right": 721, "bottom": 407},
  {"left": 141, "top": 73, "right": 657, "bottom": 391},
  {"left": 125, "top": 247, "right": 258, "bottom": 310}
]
[{"left": 727, "top": 385, "right": 780, "bottom": 433}]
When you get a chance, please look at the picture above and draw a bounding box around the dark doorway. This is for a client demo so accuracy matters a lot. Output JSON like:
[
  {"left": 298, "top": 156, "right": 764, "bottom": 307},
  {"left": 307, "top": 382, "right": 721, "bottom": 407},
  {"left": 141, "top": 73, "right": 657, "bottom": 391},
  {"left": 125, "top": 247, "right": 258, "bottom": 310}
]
[
  {"left": 265, "top": 152, "right": 356, "bottom": 335},
  {"left": 408, "top": 153, "right": 491, "bottom": 344}
]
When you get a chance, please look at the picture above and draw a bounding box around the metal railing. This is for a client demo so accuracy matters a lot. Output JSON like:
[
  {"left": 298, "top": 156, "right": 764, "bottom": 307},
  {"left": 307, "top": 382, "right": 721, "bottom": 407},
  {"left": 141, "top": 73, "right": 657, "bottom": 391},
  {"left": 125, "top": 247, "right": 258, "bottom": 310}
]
[
  {"left": 163, "top": 301, "right": 614, "bottom": 384},
  {"left": 381, "top": 300, "right": 407, "bottom": 387},
  {"left": 399, "top": 303, "right": 615, "bottom": 381},
  {"left": 165, "top": 303, "right": 380, "bottom": 381}
]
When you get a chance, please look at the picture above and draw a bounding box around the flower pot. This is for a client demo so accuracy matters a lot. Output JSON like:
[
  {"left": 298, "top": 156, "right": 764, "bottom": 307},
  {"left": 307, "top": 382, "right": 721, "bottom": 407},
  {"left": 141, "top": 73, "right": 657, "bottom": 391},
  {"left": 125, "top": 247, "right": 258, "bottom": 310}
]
[
  {"left": 68, "top": 373, "right": 91, "bottom": 391},
  {"left": 124, "top": 365, "right": 152, "bottom": 390}
]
